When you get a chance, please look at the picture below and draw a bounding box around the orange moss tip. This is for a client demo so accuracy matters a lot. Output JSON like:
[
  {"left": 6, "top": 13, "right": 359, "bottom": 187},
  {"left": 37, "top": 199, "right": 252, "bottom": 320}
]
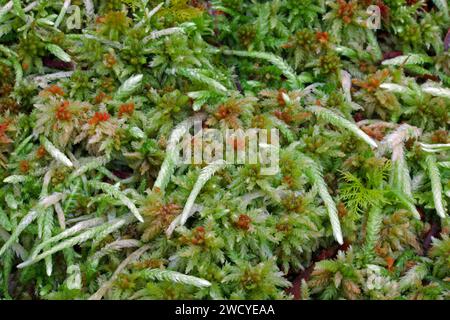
[
  {"left": 55, "top": 101, "right": 72, "bottom": 121},
  {"left": 89, "top": 112, "right": 111, "bottom": 125},
  {"left": 282, "top": 175, "right": 295, "bottom": 188},
  {"left": 215, "top": 105, "right": 231, "bottom": 120},
  {"left": 45, "top": 85, "right": 65, "bottom": 97},
  {"left": 19, "top": 160, "right": 30, "bottom": 173},
  {"left": 191, "top": 226, "right": 206, "bottom": 245},
  {"left": 95, "top": 16, "right": 105, "bottom": 24},
  {"left": 118, "top": 102, "right": 135, "bottom": 117},
  {"left": 385, "top": 256, "right": 395, "bottom": 271},
  {"left": 315, "top": 31, "right": 329, "bottom": 44},
  {"left": 94, "top": 91, "right": 111, "bottom": 104},
  {"left": 0, "top": 125, "right": 12, "bottom": 144},
  {"left": 353, "top": 69, "right": 390, "bottom": 92},
  {"left": 337, "top": 202, "right": 348, "bottom": 218},
  {"left": 337, "top": 0, "right": 356, "bottom": 24},
  {"left": 236, "top": 214, "right": 252, "bottom": 230},
  {"left": 36, "top": 145, "right": 47, "bottom": 159},
  {"left": 39, "top": 84, "right": 66, "bottom": 97},
  {"left": 0, "top": 121, "right": 9, "bottom": 134}
]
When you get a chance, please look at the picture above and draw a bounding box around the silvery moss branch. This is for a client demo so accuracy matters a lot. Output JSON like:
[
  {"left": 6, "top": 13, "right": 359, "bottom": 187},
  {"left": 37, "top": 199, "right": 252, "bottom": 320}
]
[
  {"left": 363, "top": 206, "right": 382, "bottom": 260},
  {"left": 176, "top": 68, "right": 228, "bottom": 93},
  {"left": 0, "top": 226, "right": 27, "bottom": 260},
  {"left": 167, "top": 160, "right": 227, "bottom": 236},
  {"left": 391, "top": 148, "right": 412, "bottom": 196},
  {"left": 299, "top": 153, "right": 343, "bottom": 245},
  {"left": 425, "top": 155, "right": 447, "bottom": 218},
  {"left": 379, "top": 124, "right": 422, "bottom": 155},
  {"left": 23, "top": 2, "right": 38, "bottom": 13},
  {"left": 143, "top": 27, "right": 184, "bottom": 43},
  {"left": 381, "top": 81, "right": 450, "bottom": 100},
  {"left": 54, "top": 0, "right": 71, "bottom": 29},
  {"left": 17, "top": 215, "right": 133, "bottom": 269},
  {"left": 0, "top": 193, "right": 63, "bottom": 257},
  {"left": 379, "top": 83, "right": 412, "bottom": 94},
  {"left": 66, "top": 264, "right": 82, "bottom": 290},
  {"left": 43, "top": 209, "right": 54, "bottom": 276},
  {"left": 29, "top": 71, "right": 74, "bottom": 88},
  {"left": 135, "top": 2, "right": 163, "bottom": 29},
  {"left": 40, "top": 136, "right": 73, "bottom": 167},
  {"left": 89, "top": 244, "right": 151, "bottom": 300},
  {"left": 140, "top": 269, "right": 211, "bottom": 288},
  {"left": 287, "top": 147, "right": 344, "bottom": 244},
  {"left": 54, "top": 202, "right": 66, "bottom": 230},
  {"left": 381, "top": 54, "right": 433, "bottom": 66},
  {"left": 3, "top": 175, "right": 27, "bottom": 184},
  {"left": 306, "top": 106, "right": 378, "bottom": 148},
  {"left": 40, "top": 178, "right": 58, "bottom": 276},
  {"left": 421, "top": 83, "right": 450, "bottom": 99},
  {"left": 0, "top": 209, "right": 41, "bottom": 257},
  {"left": 89, "top": 181, "right": 144, "bottom": 222},
  {"left": 379, "top": 124, "right": 421, "bottom": 201},
  {"left": 88, "top": 239, "right": 141, "bottom": 269},
  {"left": 153, "top": 113, "right": 207, "bottom": 192},
  {"left": 45, "top": 44, "right": 71, "bottom": 63},
  {"left": 29, "top": 218, "right": 105, "bottom": 260},
  {"left": 114, "top": 74, "right": 143, "bottom": 100},
  {"left": 420, "top": 143, "right": 450, "bottom": 153}
]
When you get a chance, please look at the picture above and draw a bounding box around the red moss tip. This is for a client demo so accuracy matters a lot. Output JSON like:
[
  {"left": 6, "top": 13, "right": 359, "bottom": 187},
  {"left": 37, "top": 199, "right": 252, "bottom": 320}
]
[
  {"left": 89, "top": 112, "right": 111, "bottom": 125},
  {"left": 36, "top": 145, "right": 47, "bottom": 159},
  {"left": 0, "top": 121, "right": 12, "bottom": 144},
  {"left": 55, "top": 101, "right": 72, "bottom": 121},
  {"left": 191, "top": 226, "right": 206, "bottom": 245},
  {"left": 19, "top": 160, "right": 30, "bottom": 173},
  {"left": 236, "top": 214, "right": 251, "bottom": 230},
  {"left": 45, "top": 85, "right": 65, "bottom": 96},
  {"left": 315, "top": 31, "right": 329, "bottom": 44},
  {"left": 337, "top": 0, "right": 356, "bottom": 24},
  {"left": 118, "top": 102, "right": 135, "bottom": 117}
]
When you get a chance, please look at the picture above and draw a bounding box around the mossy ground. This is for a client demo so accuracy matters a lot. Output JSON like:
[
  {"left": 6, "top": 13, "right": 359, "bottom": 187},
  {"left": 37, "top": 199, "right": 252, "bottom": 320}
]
[{"left": 0, "top": 0, "right": 449, "bottom": 300}]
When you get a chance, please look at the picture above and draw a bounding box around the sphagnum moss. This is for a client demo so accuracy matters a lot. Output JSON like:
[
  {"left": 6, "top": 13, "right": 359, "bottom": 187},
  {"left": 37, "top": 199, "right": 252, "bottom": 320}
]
[{"left": 0, "top": 0, "right": 448, "bottom": 300}]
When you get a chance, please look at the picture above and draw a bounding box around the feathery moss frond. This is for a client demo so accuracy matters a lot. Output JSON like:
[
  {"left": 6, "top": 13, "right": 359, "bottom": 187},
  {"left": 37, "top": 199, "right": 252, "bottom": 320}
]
[
  {"left": 307, "top": 106, "right": 378, "bottom": 148},
  {"left": 141, "top": 269, "right": 211, "bottom": 288},
  {"left": 167, "top": 160, "right": 227, "bottom": 236},
  {"left": 425, "top": 155, "right": 447, "bottom": 218}
]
